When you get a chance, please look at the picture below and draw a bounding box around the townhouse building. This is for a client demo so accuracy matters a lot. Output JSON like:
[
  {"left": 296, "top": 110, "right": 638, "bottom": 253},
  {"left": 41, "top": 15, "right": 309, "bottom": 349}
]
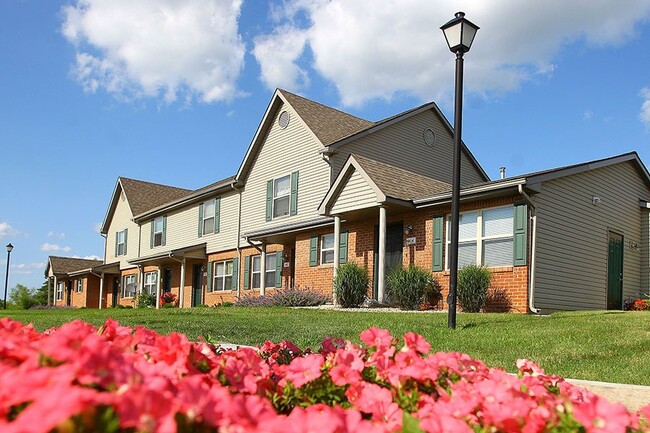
[{"left": 48, "top": 89, "right": 650, "bottom": 313}]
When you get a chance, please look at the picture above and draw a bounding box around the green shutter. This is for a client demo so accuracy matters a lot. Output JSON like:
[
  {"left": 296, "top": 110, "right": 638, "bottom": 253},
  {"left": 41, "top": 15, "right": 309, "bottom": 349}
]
[
  {"left": 150, "top": 220, "right": 154, "bottom": 249},
  {"left": 513, "top": 204, "right": 528, "bottom": 266},
  {"left": 309, "top": 236, "right": 319, "bottom": 266},
  {"left": 114, "top": 232, "right": 118, "bottom": 257},
  {"left": 290, "top": 171, "right": 299, "bottom": 216},
  {"left": 162, "top": 216, "right": 167, "bottom": 246},
  {"left": 243, "top": 256, "right": 251, "bottom": 289},
  {"left": 266, "top": 180, "right": 273, "bottom": 222},
  {"left": 124, "top": 229, "right": 128, "bottom": 255},
  {"left": 206, "top": 262, "right": 213, "bottom": 292},
  {"left": 214, "top": 198, "right": 221, "bottom": 234},
  {"left": 275, "top": 251, "right": 283, "bottom": 287},
  {"left": 339, "top": 231, "right": 348, "bottom": 264},
  {"left": 198, "top": 203, "right": 204, "bottom": 237},
  {"left": 432, "top": 216, "right": 443, "bottom": 271},
  {"left": 231, "top": 257, "right": 239, "bottom": 290}
]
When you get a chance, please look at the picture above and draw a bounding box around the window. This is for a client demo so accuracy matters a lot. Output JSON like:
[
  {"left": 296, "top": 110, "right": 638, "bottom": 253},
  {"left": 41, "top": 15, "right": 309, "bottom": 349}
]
[
  {"left": 122, "top": 274, "right": 137, "bottom": 298},
  {"left": 152, "top": 216, "right": 164, "bottom": 247},
  {"left": 250, "top": 255, "right": 277, "bottom": 289},
  {"left": 75, "top": 279, "right": 83, "bottom": 293},
  {"left": 203, "top": 200, "right": 215, "bottom": 234},
  {"left": 56, "top": 282, "right": 63, "bottom": 301},
  {"left": 143, "top": 271, "right": 157, "bottom": 295},
  {"left": 210, "top": 260, "right": 233, "bottom": 292},
  {"left": 445, "top": 206, "right": 514, "bottom": 269},
  {"left": 116, "top": 229, "right": 127, "bottom": 256},
  {"left": 320, "top": 234, "right": 335, "bottom": 264},
  {"left": 273, "top": 175, "right": 290, "bottom": 218}
]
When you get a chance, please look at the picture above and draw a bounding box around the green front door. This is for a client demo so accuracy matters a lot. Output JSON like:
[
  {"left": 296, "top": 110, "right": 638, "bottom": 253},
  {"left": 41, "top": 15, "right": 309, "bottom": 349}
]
[
  {"left": 607, "top": 231, "right": 623, "bottom": 310},
  {"left": 373, "top": 222, "right": 404, "bottom": 300},
  {"left": 192, "top": 264, "right": 203, "bottom": 307}
]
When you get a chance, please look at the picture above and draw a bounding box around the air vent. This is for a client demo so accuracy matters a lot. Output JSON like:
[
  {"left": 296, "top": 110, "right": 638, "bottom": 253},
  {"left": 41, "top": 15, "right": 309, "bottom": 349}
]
[
  {"left": 423, "top": 128, "right": 436, "bottom": 147},
  {"left": 278, "top": 110, "right": 290, "bottom": 129}
]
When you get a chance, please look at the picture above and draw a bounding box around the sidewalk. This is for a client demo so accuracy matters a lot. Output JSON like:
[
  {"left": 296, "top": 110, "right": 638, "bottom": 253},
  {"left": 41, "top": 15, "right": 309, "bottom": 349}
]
[{"left": 566, "top": 378, "right": 650, "bottom": 412}]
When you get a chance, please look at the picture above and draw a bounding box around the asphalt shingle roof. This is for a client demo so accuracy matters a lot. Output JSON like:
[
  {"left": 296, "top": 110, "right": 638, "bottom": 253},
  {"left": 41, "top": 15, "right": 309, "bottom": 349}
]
[
  {"left": 48, "top": 256, "right": 104, "bottom": 275},
  {"left": 119, "top": 177, "right": 192, "bottom": 216}
]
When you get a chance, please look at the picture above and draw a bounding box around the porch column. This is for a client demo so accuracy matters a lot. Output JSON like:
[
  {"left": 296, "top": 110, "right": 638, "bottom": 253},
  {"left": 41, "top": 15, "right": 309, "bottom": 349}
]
[
  {"left": 179, "top": 258, "right": 186, "bottom": 308},
  {"left": 260, "top": 243, "right": 266, "bottom": 297},
  {"left": 333, "top": 215, "right": 341, "bottom": 305},
  {"left": 377, "top": 206, "right": 387, "bottom": 303},
  {"left": 99, "top": 272, "right": 104, "bottom": 309},
  {"left": 53, "top": 276, "right": 57, "bottom": 304},
  {"left": 156, "top": 266, "right": 162, "bottom": 310},
  {"left": 47, "top": 277, "right": 52, "bottom": 306},
  {"left": 138, "top": 266, "right": 144, "bottom": 296}
]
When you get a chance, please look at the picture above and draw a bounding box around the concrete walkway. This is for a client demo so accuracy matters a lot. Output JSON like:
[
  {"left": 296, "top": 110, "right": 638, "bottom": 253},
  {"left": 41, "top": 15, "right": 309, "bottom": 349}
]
[{"left": 566, "top": 378, "right": 650, "bottom": 412}]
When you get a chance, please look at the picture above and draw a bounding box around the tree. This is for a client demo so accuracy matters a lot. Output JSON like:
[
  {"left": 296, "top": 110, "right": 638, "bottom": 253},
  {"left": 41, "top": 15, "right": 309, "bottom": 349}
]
[
  {"left": 9, "top": 284, "right": 38, "bottom": 309},
  {"left": 33, "top": 280, "right": 49, "bottom": 306}
]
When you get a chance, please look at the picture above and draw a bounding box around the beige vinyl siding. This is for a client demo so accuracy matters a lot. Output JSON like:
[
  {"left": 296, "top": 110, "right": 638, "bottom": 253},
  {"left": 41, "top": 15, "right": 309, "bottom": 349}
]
[
  {"left": 329, "top": 109, "right": 485, "bottom": 186},
  {"left": 104, "top": 191, "right": 140, "bottom": 269},
  {"left": 205, "top": 192, "right": 240, "bottom": 252},
  {"left": 331, "top": 169, "right": 378, "bottom": 214},
  {"left": 239, "top": 102, "right": 330, "bottom": 241},
  {"left": 533, "top": 162, "right": 650, "bottom": 312}
]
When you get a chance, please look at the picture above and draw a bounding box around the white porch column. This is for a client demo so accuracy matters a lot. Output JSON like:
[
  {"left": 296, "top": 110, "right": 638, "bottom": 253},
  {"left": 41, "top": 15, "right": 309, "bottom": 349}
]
[
  {"left": 333, "top": 215, "right": 341, "bottom": 305},
  {"left": 99, "top": 272, "right": 105, "bottom": 309},
  {"left": 377, "top": 206, "right": 387, "bottom": 303},
  {"left": 47, "top": 277, "right": 52, "bottom": 306},
  {"left": 156, "top": 266, "right": 162, "bottom": 310},
  {"left": 179, "top": 258, "right": 186, "bottom": 308},
  {"left": 53, "top": 276, "right": 57, "bottom": 304},
  {"left": 260, "top": 244, "right": 266, "bottom": 297}
]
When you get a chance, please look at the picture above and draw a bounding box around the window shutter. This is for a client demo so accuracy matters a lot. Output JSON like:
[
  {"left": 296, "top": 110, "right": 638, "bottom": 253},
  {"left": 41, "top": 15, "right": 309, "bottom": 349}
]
[
  {"left": 150, "top": 220, "right": 154, "bottom": 249},
  {"left": 231, "top": 257, "right": 239, "bottom": 290},
  {"left": 124, "top": 229, "right": 128, "bottom": 255},
  {"left": 206, "top": 262, "right": 213, "bottom": 292},
  {"left": 266, "top": 180, "right": 273, "bottom": 222},
  {"left": 290, "top": 171, "right": 299, "bottom": 216},
  {"left": 275, "top": 251, "right": 283, "bottom": 287},
  {"left": 243, "top": 256, "right": 251, "bottom": 289},
  {"left": 214, "top": 198, "right": 221, "bottom": 234},
  {"left": 513, "top": 204, "right": 527, "bottom": 266},
  {"left": 432, "top": 216, "right": 443, "bottom": 271},
  {"left": 198, "top": 203, "right": 204, "bottom": 237},
  {"left": 309, "top": 236, "right": 318, "bottom": 267},
  {"left": 162, "top": 216, "right": 167, "bottom": 246},
  {"left": 114, "top": 232, "right": 118, "bottom": 257},
  {"left": 339, "top": 231, "right": 348, "bottom": 264}
]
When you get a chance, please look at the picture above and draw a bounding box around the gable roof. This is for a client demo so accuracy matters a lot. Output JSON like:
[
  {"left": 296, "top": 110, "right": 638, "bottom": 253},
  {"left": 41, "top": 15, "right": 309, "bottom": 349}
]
[
  {"left": 46, "top": 256, "right": 104, "bottom": 277},
  {"left": 100, "top": 177, "right": 192, "bottom": 234}
]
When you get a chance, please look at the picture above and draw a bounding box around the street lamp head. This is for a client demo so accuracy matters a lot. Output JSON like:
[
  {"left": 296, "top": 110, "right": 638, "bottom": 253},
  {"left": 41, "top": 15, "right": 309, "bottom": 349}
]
[
  {"left": 6, "top": 243, "right": 13, "bottom": 253},
  {"left": 440, "top": 11, "right": 479, "bottom": 54}
]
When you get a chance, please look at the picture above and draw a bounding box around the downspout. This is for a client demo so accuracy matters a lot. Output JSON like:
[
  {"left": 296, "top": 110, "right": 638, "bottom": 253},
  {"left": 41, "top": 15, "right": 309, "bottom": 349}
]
[
  {"left": 518, "top": 185, "right": 541, "bottom": 314},
  {"left": 233, "top": 184, "right": 243, "bottom": 300}
]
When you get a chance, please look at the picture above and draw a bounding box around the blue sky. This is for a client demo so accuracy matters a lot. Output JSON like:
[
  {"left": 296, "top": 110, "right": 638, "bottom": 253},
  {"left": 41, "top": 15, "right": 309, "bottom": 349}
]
[{"left": 1, "top": 0, "right": 650, "bottom": 290}]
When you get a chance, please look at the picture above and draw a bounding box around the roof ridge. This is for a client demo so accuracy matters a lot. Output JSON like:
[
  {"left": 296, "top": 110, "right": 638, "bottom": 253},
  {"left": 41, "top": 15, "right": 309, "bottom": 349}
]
[
  {"left": 278, "top": 88, "right": 371, "bottom": 124},
  {"left": 119, "top": 176, "right": 192, "bottom": 192}
]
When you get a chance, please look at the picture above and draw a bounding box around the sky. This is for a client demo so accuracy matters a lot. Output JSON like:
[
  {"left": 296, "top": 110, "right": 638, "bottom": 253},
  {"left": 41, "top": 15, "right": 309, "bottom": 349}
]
[{"left": 1, "top": 0, "right": 650, "bottom": 290}]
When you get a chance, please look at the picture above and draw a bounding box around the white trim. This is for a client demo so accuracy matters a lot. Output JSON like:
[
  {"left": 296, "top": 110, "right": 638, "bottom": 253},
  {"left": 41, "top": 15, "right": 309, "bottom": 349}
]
[
  {"left": 210, "top": 260, "right": 234, "bottom": 292},
  {"left": 272, "top": 174, "right": 291, "bottom": 219},
  {"left": 320, "top": 233, "right": 335, "bottom": 264}
]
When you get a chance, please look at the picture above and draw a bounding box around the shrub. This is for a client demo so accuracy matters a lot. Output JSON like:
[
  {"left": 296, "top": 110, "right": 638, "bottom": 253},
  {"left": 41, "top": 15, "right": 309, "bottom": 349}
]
[
  {"left": 234, "top": 287, "right": 329, "bottom": 307},
  {"left": 9, "top": 284, "right": 39, "bottom": 310},
  {"left": 136, "top": 292, "right": 156, "bottom": 308},
  {"left": 457, "top": 264, "right": 492, "bottom": 313},
  {"left": 625, "top": 294, "right": 650, "bottom": 311},
  {"left": 334, "top": 262, "right": 369, "bottom": 308},
  {"left": 160, "top": 292, "right": 177, "bottom": 307},
  {"left": 386, "top": 265, "right": 439, "bottom": 310},
  {"left": 484, "top": 287, "right": 513, "bottom": 313}
]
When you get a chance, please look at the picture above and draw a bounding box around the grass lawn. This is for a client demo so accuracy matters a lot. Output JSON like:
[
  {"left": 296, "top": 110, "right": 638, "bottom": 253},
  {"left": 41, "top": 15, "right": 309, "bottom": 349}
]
[{"left": 2, "top": 307, "right": 648, "bottom": 386}]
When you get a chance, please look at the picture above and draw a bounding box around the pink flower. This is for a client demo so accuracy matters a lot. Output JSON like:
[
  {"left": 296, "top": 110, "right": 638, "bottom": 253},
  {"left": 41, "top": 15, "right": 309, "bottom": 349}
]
[
  {"left": 403, "top": 332, "right": 431, "bottom": 354},
  {"left": 572, "top": 395, "right": 631, "bottom": 433},
  {"left": 360, "top": 327, "right": 393, "bottom": 350},
  {"left": 281, "top": 354, "right": 324, "bottom": 388}
]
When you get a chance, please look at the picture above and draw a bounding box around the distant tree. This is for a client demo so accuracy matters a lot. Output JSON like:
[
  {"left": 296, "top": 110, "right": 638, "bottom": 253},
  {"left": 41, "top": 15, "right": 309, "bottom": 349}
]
[
  {"left": 9, "top": 284, "right": 38, "bottom": 309},
  {"left": 33, "top": 280, "right": 49, "bottom": 306}
]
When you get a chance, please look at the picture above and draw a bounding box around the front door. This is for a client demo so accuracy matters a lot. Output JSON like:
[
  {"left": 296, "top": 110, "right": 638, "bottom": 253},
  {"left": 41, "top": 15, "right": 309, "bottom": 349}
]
[
  {"left": 66, "top": 281, "right": 72, "bottom": 306},
  {"left": 373, "top": 222, "right": 404, "bottom": 300},
  {"left": 192, "top": 264, "right": 203, "bottom": 307},
  {"left": 607, "top": 231, "right": 624, "bottom": 310},
  {"left": 163, "top": 269, "right": 172, "bottom": 293},
  {"left": 112, "top": 277, "right": 119, "bottom": 307}
]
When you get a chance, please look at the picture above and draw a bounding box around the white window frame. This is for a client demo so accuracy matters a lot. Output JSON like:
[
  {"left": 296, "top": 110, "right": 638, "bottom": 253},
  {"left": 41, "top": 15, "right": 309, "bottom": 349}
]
[
  {"left": 251, "top": 256, "right": 261, "bottom": 289},
  {"left": 75, "top": 278, "right": 83, "bottom": 293},
  {"left": 320, "top": 233, "right": 335, "bottom": 264},
  {"left": 122, "top": 274, "right": 137, "bottom": 298},
  {"left": 211, "top": 260, "right": 233, "bottom": 292},
  {"left": 265, "top": 254, "right": 277, "bottom": 288},
  {"left": 56, "top": 282, "right": 64, "bottom": 301},
  {"left": 153, "top": 217, "right": 164, "bottom": 247},
  {"left": 202, "top": 200, "right": 216, "bottom": 235},
  {"left": 445, "top": 205, "right": 514, "bottom": 270},
  {"left": 117, "top": 230, "right": 127, "bottom": 256},
  {"left": 143, "top": 271, "right": 157, "bottom": 295},
  {"left": 250, "top": 255, "right": 277, "bottom": 289},
  {"left": 273, "top": 175, "right": 291, "bottom": 219}
]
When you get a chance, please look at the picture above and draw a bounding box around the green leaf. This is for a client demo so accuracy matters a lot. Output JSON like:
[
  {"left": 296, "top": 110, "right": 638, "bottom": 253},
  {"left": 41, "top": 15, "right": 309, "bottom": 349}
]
[{"left": 401, "top": 412, "right": 425, "bottom": 433}]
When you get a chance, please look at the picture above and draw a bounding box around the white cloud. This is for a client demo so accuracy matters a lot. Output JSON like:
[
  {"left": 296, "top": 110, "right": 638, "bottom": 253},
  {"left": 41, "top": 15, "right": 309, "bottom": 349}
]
[
  {"left": 41, "top": 243, "right": 72, "bottom": 253},
  {"left": 93, "top": 222, "right": 102, "bottom": 234},
  {"left": 0, "top": 222, "right": 17, "bottom": 241},
  {"left": 641, "top": 87, "right": 650, "bottom": 127},
  {"left": 61, "top": 0, "right": 245, "bottom": 104},
  {"left": 71, "top": 255, "right": 102, "bottom": 261},
  {"left": 583, "top": 110, "right": 593, "bottom": 120},
  {"left": 47, "top": 231, "right": 65, "bottom": 240},
  {"left": 10, "top": 263, "right": 46, "bottom": 276},
  {"left": 254, "top": 0, "right": 650, "bottom": 106}
]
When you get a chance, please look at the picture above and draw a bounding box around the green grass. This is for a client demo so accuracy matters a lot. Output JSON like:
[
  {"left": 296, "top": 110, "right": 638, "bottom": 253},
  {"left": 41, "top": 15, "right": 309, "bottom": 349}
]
[{"left": 2, "top": 308, "right": 649, "bottom": 385}]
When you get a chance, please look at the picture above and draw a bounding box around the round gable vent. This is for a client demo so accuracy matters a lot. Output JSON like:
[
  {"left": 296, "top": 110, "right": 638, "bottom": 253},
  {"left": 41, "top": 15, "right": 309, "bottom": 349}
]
[
  {"left": 423, "top": 128, "right": 436, "bottom": 147},
  {"left": 278, "top": 110, "right": 290, "bottom": 129}
]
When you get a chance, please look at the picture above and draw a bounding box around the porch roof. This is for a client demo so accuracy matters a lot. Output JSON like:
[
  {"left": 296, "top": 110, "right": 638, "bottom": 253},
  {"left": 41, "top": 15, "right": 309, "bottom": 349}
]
[
  {"left": 129, "top": 243, "right": 207, "bottom": 266},
  {"left": 242, "top": 217, "right": 334, "bottom": 244}
]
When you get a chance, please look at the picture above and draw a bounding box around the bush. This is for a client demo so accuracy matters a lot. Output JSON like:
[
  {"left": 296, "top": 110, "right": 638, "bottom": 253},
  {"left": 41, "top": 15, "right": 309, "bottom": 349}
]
[
  {"left": 234, "top": 287, "right": 329, "bottom": 307},
  {"left": 160, "top": 292, "right": 177, "bottom": 307},
  {"left": 334, "top": 262, "right": 369, "bottom": 308},
  {"left": 625, "top": 294, "right": 650, "bottom": 311},
  {"left": 457, "top": 264, "right": 492, "bottom": 313},
  {"left": 9, "top": 284, "right": 39, "bottom": 310},
  {"left": 386, "top": 265, "right": 439, "bottom": 310},
  {"left": 136, "top": 292, "right": 156, "bottom": 308}
]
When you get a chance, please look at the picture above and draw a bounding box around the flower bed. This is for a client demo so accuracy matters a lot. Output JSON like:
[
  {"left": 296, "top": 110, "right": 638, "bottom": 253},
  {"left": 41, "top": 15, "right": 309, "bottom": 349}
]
[{"left": 0, "top": 317, "right": 648, "bottom": 433}]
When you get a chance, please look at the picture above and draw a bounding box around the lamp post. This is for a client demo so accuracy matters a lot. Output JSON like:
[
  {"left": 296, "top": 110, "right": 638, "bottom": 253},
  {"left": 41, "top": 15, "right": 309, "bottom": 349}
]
[
  {"left": 3, "top": 243, "right": 13, "bottom": 309},
  {"left": 441, "top": 12, "right": 479, "bottom": 329}
]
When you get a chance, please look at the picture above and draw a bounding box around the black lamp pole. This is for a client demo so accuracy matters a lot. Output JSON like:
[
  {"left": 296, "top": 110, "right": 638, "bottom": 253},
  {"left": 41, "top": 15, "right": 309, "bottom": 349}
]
[
  {"left": 3, "top": 243, "right": 13, "bottom": 309},
  {"left": 441, "top": 12, "right": 479, "bottom": 329}
]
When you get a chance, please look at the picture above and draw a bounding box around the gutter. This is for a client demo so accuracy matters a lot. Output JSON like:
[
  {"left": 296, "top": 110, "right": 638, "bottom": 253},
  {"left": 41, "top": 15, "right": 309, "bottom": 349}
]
[
  {"left": 414, "top": 178, "right": 526, "bottom": 206},
  {"left": 518, "top": 184, "right": 541, "bottom": 314},
  {"left": 233, "top": 184, "right": 243, "bottom": 300}
]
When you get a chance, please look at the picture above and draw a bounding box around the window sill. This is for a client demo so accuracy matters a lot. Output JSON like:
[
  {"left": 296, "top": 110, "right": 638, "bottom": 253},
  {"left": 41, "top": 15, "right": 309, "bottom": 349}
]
[{"left": 442, "top": 266, "right": 515, "bottom": 276}]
